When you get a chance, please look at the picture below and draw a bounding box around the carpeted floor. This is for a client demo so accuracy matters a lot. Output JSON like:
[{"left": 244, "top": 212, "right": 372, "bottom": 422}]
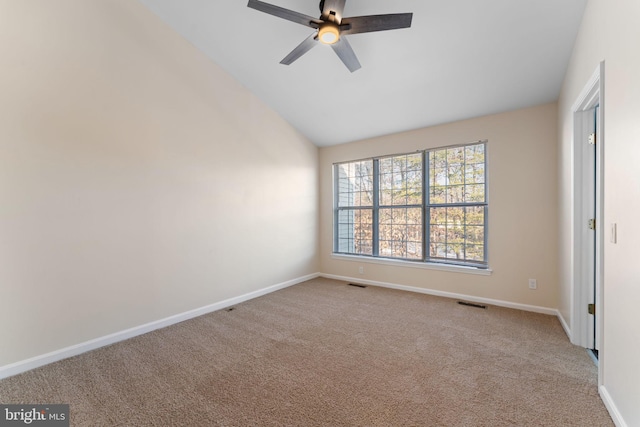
[{"left": 0, "top": 278, "right": 613, "bottom": 426}]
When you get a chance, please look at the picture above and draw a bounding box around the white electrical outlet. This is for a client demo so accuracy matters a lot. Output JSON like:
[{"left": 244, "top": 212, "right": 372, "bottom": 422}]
[
  {"left": 528, "top": 279, "right": 537, "bottom": 290},
  {"left": 358, "top": 266, "right": 364, "bottom": 274}
]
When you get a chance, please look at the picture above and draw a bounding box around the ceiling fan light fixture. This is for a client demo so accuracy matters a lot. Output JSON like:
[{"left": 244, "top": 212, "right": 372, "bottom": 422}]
[
  {"left": 247, "top": 0, "right": 413, "bottom": 72},
  {"left": 318, "top": 23, "right": 339, "bottom": 44}
]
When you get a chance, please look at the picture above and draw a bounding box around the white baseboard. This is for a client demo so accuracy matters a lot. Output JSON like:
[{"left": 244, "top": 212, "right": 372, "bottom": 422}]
[
  {"left": 321, "top": 273, "right": 558, "bottom": 315},
  {"left": 556, "top": 310, "right": 572, "bottom": 341},
  {"left": 600, "top": 385, "right": 628, "bottom": 427},
  {"left": 0, "top": 272, "right": 320, "bottom": 380}
]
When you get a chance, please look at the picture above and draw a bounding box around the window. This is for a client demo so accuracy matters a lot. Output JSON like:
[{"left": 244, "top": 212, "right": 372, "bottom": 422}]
[
  {"left": 334, "top": 141, "right": 487, "bottom": 268},
  {"left": 378, "top": 153, "right": 423, "bottom": 260},
  {"left": 336, "top": 160, "right": 373, "bottom": 255}
]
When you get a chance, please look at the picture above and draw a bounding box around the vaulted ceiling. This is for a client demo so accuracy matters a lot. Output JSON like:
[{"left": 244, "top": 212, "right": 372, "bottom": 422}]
[{"left": 138, "top": 0, "right": 588, "bottom": 146}]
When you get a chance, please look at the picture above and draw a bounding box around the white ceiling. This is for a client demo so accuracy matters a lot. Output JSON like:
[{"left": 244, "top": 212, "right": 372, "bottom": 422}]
[{"left": 138, "top": 0, "right": 588, "bottom": 147}]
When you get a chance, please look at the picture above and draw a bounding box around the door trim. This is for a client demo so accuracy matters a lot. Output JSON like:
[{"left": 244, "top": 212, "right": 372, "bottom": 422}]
[{"left": 571, "top": 62, "right": 604, "bottom": 381}]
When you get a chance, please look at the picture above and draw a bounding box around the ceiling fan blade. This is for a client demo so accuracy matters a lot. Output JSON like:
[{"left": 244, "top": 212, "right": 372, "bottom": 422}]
[
  {"left": 331, "top": 36, "right": 361, "bottom": 72},
  {"left": 248, "top": 0, "right": 322, "bottom": 29},
  {"left": 340, "top": 13, "right": 413, "bottom": 35},
  {"left": 280, "top": 34, "right": 319, "bottom": 65},
  {"left": 320, "top": 0, "right": 346, "bottom": 24}
]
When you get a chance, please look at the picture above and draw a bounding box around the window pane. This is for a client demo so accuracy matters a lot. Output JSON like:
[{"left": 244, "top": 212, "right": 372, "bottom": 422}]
[
  {"left": 446, "top": 225, "right": 464, "bottom": 243},
  {"left": 465, "top": 163, "right": 485, "bottom": 184},
  {"left": 447, "top": 146, "right": 465, "bottom": 164},
  {"left": 431, "top": 168, "right": 447, "bottom": 186},
  {"left": 379, "top": 153, "right": 422, "bottom": 207},
  {"left": 379, "top": 169, "right": 392, "bottom": 205},
  {"left": 465, "top": 245, "right": 485, "bottom": 262},
  {"left": 431, "top": 149, "right": 447, "bottom": 170},
  {"left": 429, "top": 142, "right": 486, "bottom": 205},
  {"left": 430, "top": 186, "right": 445, "bottom": 204},
  {"left": 446, "top": 243, "right": 464, "bottom": 260},
  {"left": 446, "top": 207, "right": 464, "bottom": 225},
  {"left": 406, "top": 170, "right": 422, "bottom": 205},
  {"left": 430, "top": 207, "right": 446, "bottom": 225},
  {"left": 465, "top": 226, "right": 484, "bottom": 245},
  {"left": 448, "top": 163, "right": 464, "bottom": 185},
  {"left": 337, "top": 209, "right": 373, "bottom": 255},
  {"left": 337, "top": 161, "right": 373, "bottom": 207},
  {"left": 378, "top": 207, "right": 422, "bottom": 260},
  {"left": 431, "top": 243, "right": 446, "bottom": 259},
  {"left": 465, "top": 144, "right": 485, "bottom": 163},
  {"left": 466, "top": 206, "right": 485, "bottom": 225},
  {"left": 428, "top": 205, "right": 486, "bottom": 264},
  {"left": 447, "top": 185, "right": 464, "bottom": 204},
  {"left": 465, "top": 184, "right": 485, "bottom": 203}
]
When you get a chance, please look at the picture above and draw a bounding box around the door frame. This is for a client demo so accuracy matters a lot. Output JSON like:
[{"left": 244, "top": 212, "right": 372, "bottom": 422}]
[{"left": 571, "top": 62, "right": 604, "bottom": 372}]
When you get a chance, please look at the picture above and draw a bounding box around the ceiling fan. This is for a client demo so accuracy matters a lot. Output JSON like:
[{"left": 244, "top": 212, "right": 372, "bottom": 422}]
[{"left": 247, "top": 0, "right": 413, "bottom": 72}]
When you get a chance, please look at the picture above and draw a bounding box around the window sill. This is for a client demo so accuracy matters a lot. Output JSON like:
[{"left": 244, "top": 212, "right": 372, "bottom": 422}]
[{"left": 330, "top": 254, "right": 493, "bottom": 276}]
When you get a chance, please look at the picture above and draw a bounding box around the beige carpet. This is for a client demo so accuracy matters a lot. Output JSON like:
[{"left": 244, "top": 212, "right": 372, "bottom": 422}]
[{"left": 0, "top": 278, "right": 613, "bottom": 426}]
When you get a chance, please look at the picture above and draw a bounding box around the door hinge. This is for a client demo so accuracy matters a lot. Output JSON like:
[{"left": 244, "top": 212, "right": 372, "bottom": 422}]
[
  {"left": 588, "top": 133, "right": 596, "bottom": 145},
  {"left": 588, "top": 218, "right": 596, "bottom": 230},
  {"left": 588, "top": 303, "right": 595, "bottom": 315}
]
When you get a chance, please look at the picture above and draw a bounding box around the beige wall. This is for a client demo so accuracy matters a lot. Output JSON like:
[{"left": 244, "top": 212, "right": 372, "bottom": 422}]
[
  {"left": 320, "top": 104, "right": 558, "bottom": 309},
  {"left": 0, "top": 1, "right": 318, "bottom": 367},
  {"left": 558, "top": 0, "right": 640, "bottom": 425}
]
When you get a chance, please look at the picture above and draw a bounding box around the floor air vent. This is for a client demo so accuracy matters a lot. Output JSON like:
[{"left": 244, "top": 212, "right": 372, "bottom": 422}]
[
  {"left": 457, "top": 301, "right": 487, "bottom": 309},
  {"left": 348, "top": 283, "right": 367, "bottom": 288}
]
